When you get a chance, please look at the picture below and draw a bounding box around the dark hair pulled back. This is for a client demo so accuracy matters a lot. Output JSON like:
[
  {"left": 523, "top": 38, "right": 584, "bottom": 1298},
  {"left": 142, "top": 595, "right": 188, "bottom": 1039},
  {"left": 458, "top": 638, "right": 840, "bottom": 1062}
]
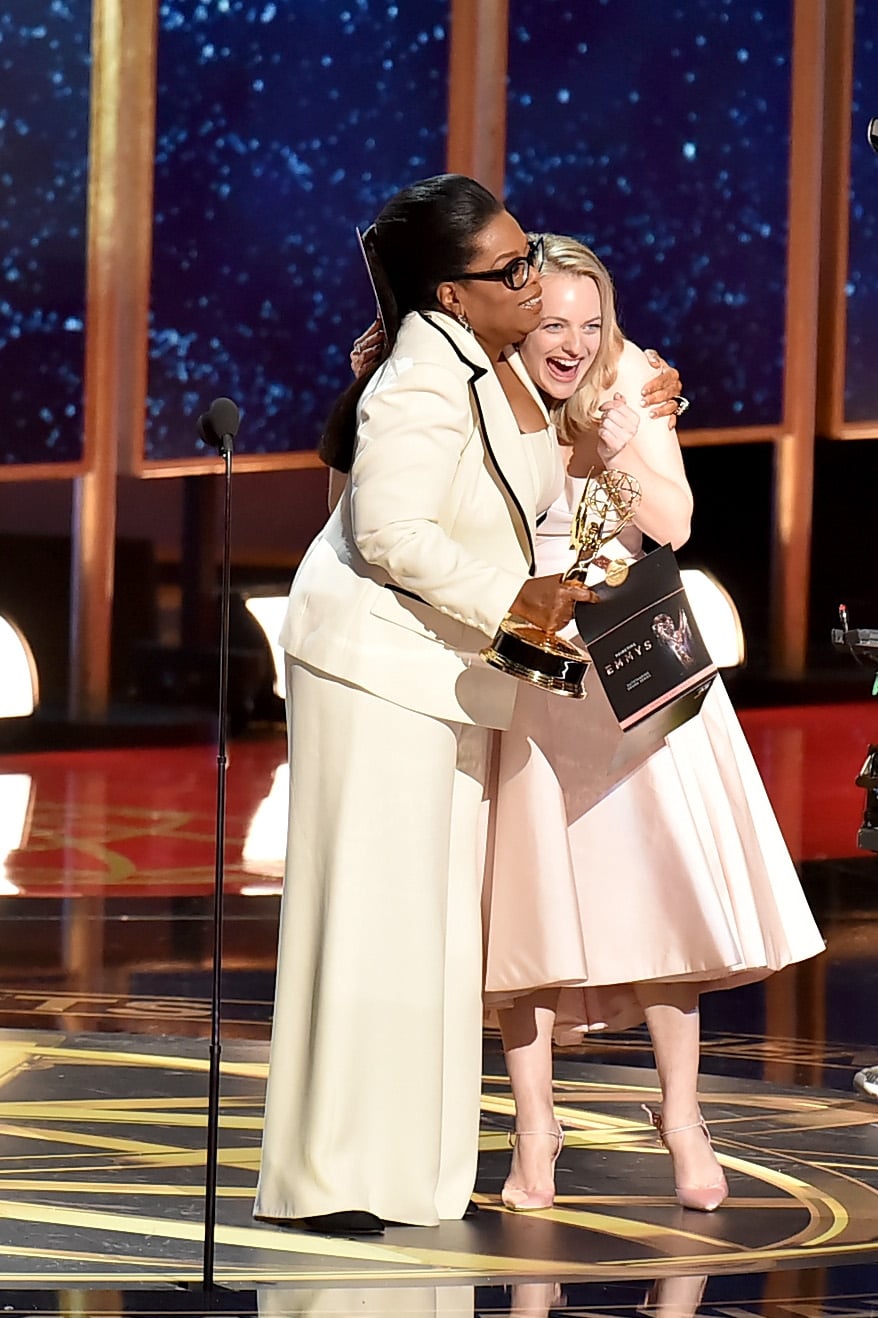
[{"left": 318, "top": 174, "right": 503, "bottom": 472}]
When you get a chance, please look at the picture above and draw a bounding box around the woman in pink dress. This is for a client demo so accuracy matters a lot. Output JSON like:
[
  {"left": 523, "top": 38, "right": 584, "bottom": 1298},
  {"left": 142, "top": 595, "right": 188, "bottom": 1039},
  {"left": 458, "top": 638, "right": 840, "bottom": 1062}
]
[{"left": 484, "top": 234, "right": 824, "bottom": 1213}]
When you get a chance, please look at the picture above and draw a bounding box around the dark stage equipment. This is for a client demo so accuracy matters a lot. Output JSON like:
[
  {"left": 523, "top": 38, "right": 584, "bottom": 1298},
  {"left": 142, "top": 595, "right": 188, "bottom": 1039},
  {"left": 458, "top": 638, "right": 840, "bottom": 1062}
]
[{"left": 831, "top": 614, "right": 878, "bottom": 853}]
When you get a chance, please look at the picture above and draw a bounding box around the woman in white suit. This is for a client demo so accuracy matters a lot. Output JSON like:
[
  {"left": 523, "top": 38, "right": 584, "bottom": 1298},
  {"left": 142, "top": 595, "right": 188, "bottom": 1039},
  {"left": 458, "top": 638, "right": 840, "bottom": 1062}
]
[{"left": 254, "top": 176, "right": 592, "bottom": 1236}]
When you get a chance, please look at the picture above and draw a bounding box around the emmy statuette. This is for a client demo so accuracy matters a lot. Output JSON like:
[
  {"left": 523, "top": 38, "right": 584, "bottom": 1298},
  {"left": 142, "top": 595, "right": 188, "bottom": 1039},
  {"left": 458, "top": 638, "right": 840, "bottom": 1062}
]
[{"left": 481, "top": 469, "right": 642, "bottom": 697}]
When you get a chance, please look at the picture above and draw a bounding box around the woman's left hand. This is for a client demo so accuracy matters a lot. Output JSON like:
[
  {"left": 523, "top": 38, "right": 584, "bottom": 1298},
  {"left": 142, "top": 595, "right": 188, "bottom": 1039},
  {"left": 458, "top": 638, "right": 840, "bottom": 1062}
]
[
  {"left": 597, "top": 393, "right": 639, "bottom": 459},
  {"left": 641, "top": 349, "right": 686, "bottom": 429},
  {"left": 350, "top": 319, "right": 386, "bottom": 378}
]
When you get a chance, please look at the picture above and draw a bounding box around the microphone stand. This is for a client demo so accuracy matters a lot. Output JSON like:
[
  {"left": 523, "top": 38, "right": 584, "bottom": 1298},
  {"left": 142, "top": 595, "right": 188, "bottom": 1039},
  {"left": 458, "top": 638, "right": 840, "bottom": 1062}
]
[{"left": 196, "top": 399, "right": 239, "bottom": 1292}]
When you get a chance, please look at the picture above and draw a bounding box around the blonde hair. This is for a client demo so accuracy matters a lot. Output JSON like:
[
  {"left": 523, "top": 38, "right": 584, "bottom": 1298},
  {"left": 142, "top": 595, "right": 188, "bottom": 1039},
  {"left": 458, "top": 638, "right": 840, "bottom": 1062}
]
[{"left": 533, "top": 233, "right": 625, "bottom": 444}]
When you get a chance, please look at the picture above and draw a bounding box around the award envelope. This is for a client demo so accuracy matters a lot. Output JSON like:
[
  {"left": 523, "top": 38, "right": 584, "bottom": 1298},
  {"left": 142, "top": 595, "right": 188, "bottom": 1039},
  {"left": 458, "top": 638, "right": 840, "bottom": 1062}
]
[
  {"left": 356, "top": 225, "right": 394, "bottom": 335},
  {"left": 574, "top": 544, "right": 716, "bottom": 733}
]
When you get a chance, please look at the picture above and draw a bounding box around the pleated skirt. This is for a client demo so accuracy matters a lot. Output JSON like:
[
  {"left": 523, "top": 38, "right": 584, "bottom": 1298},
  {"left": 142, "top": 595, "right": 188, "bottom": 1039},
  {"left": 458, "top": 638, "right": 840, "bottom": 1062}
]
[{"left": 483, "top": 672, "right": 825, "bottom": 1040}]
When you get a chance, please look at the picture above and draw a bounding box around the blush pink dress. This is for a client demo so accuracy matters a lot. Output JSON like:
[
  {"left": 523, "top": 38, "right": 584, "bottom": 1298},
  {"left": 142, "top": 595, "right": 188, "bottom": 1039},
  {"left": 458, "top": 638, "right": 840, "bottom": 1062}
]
[{"left": 482, "top": 471, "right": 825, "bottom": 1041}]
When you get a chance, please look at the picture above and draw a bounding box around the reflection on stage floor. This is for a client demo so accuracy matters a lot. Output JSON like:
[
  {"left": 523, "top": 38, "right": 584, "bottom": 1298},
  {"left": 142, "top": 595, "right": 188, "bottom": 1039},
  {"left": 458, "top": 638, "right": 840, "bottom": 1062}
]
[{"left": 0, "top": 703, "right": 875, "bottom": 1307}]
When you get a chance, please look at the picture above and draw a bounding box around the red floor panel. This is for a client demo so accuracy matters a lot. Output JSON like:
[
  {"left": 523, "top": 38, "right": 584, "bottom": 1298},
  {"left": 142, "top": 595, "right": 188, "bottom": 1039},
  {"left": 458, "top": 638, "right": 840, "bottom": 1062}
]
[
  {"left": 739, "top": 700, "right": 875, "bottom": 862},
  {"left": 0, "top": 701, "right": 874, "bottom": 897},
  {"left": 0, "top": 737, "right": 287, "bottom": 898}
]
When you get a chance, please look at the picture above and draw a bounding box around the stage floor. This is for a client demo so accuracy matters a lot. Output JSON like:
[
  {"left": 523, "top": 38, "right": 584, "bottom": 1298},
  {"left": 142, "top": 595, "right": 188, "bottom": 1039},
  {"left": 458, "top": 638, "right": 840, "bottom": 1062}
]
[
  {"left": 1, "top": 1031, "right": 877, "bottom": 1294},
  {"left": 0, "top": 702, "right": 876, "bottom": 1310}
]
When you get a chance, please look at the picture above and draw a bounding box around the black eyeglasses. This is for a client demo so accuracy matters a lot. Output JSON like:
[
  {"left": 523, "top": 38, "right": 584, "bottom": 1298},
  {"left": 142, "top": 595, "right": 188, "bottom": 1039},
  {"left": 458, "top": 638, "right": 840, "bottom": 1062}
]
[{"left": 448, "top": 235, "right": 544, "bottom": 291}]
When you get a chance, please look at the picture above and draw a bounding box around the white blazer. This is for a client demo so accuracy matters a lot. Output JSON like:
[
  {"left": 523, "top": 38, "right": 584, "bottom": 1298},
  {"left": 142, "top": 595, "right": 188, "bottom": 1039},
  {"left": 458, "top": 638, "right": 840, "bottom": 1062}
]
[{"left": 279, "top": 312, "right": 563, "bottom": 728}]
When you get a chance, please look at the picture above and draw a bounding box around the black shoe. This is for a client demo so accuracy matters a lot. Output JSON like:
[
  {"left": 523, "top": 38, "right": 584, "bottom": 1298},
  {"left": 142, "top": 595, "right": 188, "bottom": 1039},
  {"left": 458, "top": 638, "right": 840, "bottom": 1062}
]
[
  {"left": 463, "top": 1199, "right": 480, "bottom": 1218},
  {"left": 302, "top": 1210, "right": 385, "bottom": 1235}
]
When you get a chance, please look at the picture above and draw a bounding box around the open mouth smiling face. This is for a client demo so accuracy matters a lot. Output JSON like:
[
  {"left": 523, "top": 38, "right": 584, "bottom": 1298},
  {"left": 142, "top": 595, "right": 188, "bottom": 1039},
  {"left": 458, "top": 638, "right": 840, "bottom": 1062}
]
[
  {"left": 545, "top": 354, "right": 583, "bottom": 385},
  {"left": 520, "top": 272, "right": 602, "bottom": 400}
]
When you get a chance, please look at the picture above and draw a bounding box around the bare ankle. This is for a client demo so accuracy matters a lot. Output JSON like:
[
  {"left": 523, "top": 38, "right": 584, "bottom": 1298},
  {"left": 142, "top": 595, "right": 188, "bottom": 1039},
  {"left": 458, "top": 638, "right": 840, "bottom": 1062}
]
[
  {"left": 512, "top": 1104, "right": 557, "bottom": 1132},
  {"left": 659, "top": 1103, "right": 702, "bottom": 1131}
]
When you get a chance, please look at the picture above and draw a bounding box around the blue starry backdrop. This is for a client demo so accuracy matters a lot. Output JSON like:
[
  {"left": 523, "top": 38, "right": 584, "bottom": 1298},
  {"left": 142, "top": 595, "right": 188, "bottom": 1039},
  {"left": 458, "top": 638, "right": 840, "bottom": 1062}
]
[
  {"left": 846, "top": 0, "right": 878, "bottom": 422},
  {"left": 147, "top": 0, "right": 448, "bottom": 461},
  {"left": 5, "top": 1, "right": 877, "bottom": 469},
  {"left": 0, "top": 1, "right": 89, "bottom": 467},
  {"left": 505, "top": 0, "right": 792, "bottom": 430}
]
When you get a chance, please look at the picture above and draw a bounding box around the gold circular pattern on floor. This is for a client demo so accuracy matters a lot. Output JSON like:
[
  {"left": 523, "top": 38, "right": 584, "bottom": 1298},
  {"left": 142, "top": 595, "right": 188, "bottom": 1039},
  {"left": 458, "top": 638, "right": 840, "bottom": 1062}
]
[{"left": 0, "top": 1033, "right": 876, "bottom": 1284}]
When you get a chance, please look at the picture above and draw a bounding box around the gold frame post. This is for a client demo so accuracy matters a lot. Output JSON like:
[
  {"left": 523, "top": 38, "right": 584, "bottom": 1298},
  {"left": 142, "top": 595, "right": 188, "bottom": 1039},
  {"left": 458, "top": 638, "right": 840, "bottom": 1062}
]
[
  {"left": 69, "top": 0, "right": 157, "bottom": 720},
  {"left": 816, "top": 0, "right": 856, "bottom": 440},
  {"left": 447, "top": 0, "right": 509, "bottom": 196},
  {"left": 771, "top": 0, "right": 827, "bottom": 677}
]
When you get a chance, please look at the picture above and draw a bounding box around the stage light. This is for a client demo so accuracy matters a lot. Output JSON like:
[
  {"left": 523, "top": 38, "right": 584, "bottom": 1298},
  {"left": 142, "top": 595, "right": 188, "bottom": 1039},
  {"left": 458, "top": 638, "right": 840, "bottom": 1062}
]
[
  {"left": 241, "top": 759, "right": 287, "bottom": 881},
  {"left": 0, "top": 773, "right": 33, "bottom": 895},
  {"left": 243, "top": 595, "right": 286, "bottom": 701},
  {"left": 0, "top": 613, "right": 39, "bottom": 717},
  {"left": 681, "top": 569, "right": 745, "bottom": 668}
]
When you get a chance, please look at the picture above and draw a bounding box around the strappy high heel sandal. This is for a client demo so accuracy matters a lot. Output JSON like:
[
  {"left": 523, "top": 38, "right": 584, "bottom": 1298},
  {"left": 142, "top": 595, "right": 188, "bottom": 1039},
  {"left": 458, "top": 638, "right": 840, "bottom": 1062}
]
[
  {"left": 642, "top": 1104, "right": 728, "bottom": 1212},
  {"left": 501, "top": 1125, "right": 564, "bottom": 1212}
]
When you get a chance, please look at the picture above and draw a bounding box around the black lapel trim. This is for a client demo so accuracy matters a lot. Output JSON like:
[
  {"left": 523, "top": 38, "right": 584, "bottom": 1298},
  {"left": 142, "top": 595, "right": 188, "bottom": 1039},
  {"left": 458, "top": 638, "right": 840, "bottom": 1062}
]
[
  {"left": 418, "top": 313, "right": 536, "bottom": 576},
  {"left": 383, "top": 583, "right": 426, "bottom": 605},
  {"left": 469, "top": 383, "right": 535, "bottom": 574},
  {"left": 418, "top": 311, "right": 487, "bottom": 382}
]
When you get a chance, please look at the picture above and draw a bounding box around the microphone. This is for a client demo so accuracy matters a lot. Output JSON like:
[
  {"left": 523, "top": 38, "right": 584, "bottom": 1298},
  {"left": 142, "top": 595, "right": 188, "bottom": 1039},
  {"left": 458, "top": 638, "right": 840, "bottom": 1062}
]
[
  {"left": 197, "top": 397, "right": 241, "bottom": 456},
  {"left": 868, "top": 118, "right": 878, "bottom": 155}
]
